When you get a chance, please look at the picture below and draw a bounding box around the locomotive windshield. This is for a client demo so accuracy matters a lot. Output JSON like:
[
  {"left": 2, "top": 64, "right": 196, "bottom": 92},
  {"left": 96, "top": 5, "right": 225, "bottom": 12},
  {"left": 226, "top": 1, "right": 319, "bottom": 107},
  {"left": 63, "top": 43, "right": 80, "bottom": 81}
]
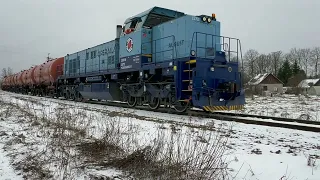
[
  {"left": 123, "top": 12, "right": 183, "bottom": 32},
  {"left": 122, "top": 7, "right": 185, "bottom": 34},
  {"left": 123, "top": 16, "right": 146, "bottom": 32},
  {"left": 143, "top": 13, "right": 177, "bottom": 28}
]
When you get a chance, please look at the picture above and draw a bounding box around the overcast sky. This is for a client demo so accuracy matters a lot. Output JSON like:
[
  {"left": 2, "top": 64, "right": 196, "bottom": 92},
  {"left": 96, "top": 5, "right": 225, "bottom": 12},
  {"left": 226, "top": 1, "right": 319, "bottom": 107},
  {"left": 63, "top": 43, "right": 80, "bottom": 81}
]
[{"left": 0, "top": 0, "right": 319, "bottom": 73}]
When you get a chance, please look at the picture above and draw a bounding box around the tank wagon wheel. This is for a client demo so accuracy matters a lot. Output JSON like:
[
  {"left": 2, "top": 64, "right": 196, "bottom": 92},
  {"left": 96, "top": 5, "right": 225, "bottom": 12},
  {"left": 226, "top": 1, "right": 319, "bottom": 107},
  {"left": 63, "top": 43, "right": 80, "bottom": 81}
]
[
  {"left": 173, "top": 101, "right": 190, "bottom": 113},
  {"left": 148, "top": 97, "right": 160, "bottom": 110},
  {"left": 127, "top": 96, "right": 137, "bottom": 107},
  {"left": 78, "top": 96, "right": 84, "bottom": 102},
  {"left": 75, "top": 91, "right": 83, "bottom": 102},
  {"left": 70, "top": 94, "right": 76, "bottom": 101},
  {"left": 64, "top": 92, "right": 69, "bottom": 100},
  {"left": 69, "top": 91, "right": 76, "bottom": 101}
]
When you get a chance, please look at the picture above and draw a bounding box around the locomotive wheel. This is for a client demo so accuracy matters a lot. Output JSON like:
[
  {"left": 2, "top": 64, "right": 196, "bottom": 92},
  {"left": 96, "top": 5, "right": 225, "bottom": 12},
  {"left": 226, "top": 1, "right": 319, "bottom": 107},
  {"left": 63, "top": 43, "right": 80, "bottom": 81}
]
[
  {"left": 49, "top": 92, "right": 54, "bottom": 98},
  {"left": 64, "top": 92, "right": 69, "bottom": 100},
  {"left": 173, "top": 101, "right": 190, "bottom": 113},
  {"left": 127, "top": 96, "right": 137, "bottom": 107},
  {"left": 75, "top": 91, "right": 83, "bottom": 102},
  {"left": 70, "top": 93, "right": 76, "bottom": 101},
  {"left": 148, "top": 97, "right": 160, "bottom": 110}
]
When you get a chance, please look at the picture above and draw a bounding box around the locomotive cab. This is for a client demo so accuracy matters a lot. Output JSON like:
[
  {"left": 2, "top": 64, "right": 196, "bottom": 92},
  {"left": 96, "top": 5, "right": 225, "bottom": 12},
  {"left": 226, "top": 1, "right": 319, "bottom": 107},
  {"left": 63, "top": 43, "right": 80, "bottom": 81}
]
[{"left": 119, "top": 7, "right": 185, "bottom": 67}]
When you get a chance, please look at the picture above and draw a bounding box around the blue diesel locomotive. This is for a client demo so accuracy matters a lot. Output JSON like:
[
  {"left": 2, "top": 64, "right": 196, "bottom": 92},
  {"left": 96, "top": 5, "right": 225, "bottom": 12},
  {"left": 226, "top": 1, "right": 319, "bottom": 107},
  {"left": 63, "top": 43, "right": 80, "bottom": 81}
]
[{"left": 58, "top": 6, "right": 245, "bottom": 112}]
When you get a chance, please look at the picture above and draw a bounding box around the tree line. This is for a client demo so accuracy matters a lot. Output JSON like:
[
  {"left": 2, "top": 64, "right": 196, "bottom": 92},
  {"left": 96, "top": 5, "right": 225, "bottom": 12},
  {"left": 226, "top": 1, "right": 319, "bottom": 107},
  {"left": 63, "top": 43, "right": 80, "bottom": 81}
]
[{"left": 241, "top": 47, "right": 320, "bottom": 86}]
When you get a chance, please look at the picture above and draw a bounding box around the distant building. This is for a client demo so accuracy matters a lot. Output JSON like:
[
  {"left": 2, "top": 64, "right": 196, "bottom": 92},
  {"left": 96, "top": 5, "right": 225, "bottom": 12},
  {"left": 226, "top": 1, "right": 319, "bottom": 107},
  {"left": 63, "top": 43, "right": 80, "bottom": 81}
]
[
  {"left": 286, "top": 70, "right": 307, "bottom": 87},
  {"left": 246, "top": 73, "right": 284, "bottom": 95},
  {"left": 297, "top": 79, "right": 320, "bottom": 95}
]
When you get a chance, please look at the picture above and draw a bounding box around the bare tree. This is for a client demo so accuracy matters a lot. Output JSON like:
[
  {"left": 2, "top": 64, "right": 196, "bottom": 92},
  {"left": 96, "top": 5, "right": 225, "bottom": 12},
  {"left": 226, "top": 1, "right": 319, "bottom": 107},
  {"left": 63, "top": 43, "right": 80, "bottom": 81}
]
[
  {"left": 283, "top": 53, "right": 292, "bottom": 66},
  {"left": 269, "top": 51, "right": 282, "bottom": 76},
  {"left": 300, "top": 48, "right": 312, "bottom": 76},
  {"left": 1, "top": 67, "right": 13, "bottom": 80},
  {"left": 1, "top": 68, "right": 7, "bottom": 78},
  {"left": 7, "top": 67, "right": 13, "bottom": 76},
  {"left": 243, "top": 49, "right": 259, "bottom": 78},
  {"left": 311, "top": 47, "right": 320, "bottom": 77},
  {"left": 256, "top": 54, "right": 270, "bottom": 74},
  {"left": 288, "top": 48, "right": 303, "bottom": 67}
]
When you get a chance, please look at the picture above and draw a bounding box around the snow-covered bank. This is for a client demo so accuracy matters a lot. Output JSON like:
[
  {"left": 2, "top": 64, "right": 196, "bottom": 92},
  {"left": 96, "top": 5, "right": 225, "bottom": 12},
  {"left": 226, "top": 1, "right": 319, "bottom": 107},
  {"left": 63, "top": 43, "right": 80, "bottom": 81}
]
[
  {"left": 0, "top": 91, "right": 319, "bottom": 179},
  {"left": 0, "top": 144, "right": 23, "bottom": 179},
  {"left": 232, "top": 94, "right": 320, "bottom": 121}
]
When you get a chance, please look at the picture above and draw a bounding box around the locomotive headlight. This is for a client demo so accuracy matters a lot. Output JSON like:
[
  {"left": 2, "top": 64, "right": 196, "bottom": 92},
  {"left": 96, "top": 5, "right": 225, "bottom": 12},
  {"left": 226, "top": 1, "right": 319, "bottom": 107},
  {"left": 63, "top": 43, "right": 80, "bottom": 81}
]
[
  {"left": 210, "top": 67, "right": 215, "bottom": 71},
  {"left": 190, "top": 50, "right": 196, "bottom": 56},
  {"left": 202, "top": 16, "right": 207, "bottom": 22},
  {"left": 207, "top": 18, "right": 212, "bottom": 23},
  {"left": 169, "top": 62, "right": 173, "bottom": 66},
  {"left": 140, "top": 71, "right": 143, "bottom": 76},
  {"left": 228, "top": 67, "right": 232, "bottom": 72}
]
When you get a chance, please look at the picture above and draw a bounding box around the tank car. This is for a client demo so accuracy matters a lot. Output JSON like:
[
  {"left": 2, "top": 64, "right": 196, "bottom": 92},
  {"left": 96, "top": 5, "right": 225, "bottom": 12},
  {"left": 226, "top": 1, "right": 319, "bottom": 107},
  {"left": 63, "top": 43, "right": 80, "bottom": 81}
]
[
  {"left": 30, "top": 57, "right": 64, "bottom": 96},
  {"left": 4, "top": 76, "right": 12, "bottom": 91},
  {"left": 12, "top": 72, "right": 21, "bottom": 92},
  {"left": 1, "top": 76, "right": 9, "bottom": 90},
  {"left": 21, "top": 69, "right": 29, "bottom": 85},
  {"left": 25, "top": 66, "right": 37, "bottom": 86}
]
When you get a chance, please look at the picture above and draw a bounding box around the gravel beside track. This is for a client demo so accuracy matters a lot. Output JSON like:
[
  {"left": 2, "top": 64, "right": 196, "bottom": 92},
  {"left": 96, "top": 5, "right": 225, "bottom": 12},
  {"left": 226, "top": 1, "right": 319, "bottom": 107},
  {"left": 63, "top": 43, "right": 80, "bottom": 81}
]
[
  {"left": 71, "top": 98, "right": 320, "bottom": 133},
  {"left": 5, "top": 91, "right": 320, "bottom": 133}
]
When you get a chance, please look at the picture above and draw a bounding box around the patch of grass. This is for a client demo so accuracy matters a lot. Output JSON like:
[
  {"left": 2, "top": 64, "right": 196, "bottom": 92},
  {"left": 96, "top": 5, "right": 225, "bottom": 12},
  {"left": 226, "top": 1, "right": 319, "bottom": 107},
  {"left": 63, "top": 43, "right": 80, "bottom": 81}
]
[{"left": 0, "top": 94, "right": 235, "bottom": 180}]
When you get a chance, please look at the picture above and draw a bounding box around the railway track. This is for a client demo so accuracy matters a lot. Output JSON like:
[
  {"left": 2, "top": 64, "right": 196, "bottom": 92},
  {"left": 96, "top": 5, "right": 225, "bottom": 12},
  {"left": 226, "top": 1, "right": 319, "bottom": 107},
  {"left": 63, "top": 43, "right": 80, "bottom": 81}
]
[
  {"left": 7, "top": 92, "right": 320, "bottom": 133},
  {"left": 81, "top": 100, "right": 320, "bottom": 132}
]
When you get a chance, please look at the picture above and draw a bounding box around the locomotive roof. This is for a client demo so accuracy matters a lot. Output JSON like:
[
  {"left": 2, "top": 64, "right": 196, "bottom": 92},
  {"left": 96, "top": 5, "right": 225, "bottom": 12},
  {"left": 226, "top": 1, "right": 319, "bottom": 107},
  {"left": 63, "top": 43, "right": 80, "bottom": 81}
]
[{"left": 124, "top": 6, "right": 184, "bottom": 24}]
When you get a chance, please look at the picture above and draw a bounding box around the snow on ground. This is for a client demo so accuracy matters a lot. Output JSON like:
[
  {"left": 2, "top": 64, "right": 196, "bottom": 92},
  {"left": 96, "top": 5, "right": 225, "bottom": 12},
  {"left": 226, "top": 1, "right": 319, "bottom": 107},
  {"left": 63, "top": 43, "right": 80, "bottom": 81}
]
[
  {"left": 229, "top": 94, "right": 320, "bottom": 121},
  {"left": 0, "top": 144, "right": 23, "bottom": 180},
  {"left": 0, "top": 91, "right": 319, "bottom": 179}
]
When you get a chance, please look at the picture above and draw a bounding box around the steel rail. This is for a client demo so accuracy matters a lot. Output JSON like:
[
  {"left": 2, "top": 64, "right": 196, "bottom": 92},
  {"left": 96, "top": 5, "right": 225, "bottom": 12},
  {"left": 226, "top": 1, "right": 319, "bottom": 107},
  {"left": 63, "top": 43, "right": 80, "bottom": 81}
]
[
  {"left": 8, "top": 93, "right": 320, "bottom": 133},
  {"left": 70, "top": 99, "right": 320, "bottom": 133}
]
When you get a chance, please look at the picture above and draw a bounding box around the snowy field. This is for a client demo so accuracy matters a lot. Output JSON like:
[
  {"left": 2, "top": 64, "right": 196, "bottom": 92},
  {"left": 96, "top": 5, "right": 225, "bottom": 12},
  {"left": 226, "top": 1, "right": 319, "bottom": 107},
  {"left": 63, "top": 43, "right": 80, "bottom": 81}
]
[
  {"left": 0, "top": 91, "right": 319, "bottom": 179},
  {"left": 229, "top": 94, "right": 320, "bottom": 121}
]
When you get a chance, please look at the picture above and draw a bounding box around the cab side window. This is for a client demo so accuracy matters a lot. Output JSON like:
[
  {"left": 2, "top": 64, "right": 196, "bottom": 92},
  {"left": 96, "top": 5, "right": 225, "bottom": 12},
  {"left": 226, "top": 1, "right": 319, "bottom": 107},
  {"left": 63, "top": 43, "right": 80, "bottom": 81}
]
[{"left": 130, "top": 20, "right": 138, "bottom": 29}]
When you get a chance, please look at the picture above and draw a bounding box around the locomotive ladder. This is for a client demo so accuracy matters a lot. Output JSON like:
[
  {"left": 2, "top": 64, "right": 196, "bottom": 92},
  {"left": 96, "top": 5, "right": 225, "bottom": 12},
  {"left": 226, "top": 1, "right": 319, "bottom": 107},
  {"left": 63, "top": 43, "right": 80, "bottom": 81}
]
[{"left": 179, "top": 59, "right": 196, "bottom": 101}]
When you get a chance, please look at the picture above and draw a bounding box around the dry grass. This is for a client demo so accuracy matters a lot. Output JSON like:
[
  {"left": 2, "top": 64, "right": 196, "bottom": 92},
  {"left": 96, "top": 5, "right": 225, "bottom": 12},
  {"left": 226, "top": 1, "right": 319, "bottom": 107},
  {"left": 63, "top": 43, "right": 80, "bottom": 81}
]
[{"left": 0, "top": 94, "right": 235, "bottom": 179}]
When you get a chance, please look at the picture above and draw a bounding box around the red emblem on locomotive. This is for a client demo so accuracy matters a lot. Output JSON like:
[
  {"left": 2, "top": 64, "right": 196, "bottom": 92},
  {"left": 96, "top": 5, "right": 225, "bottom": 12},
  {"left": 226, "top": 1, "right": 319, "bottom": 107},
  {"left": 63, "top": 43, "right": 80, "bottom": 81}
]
[{"left": 126, "top": 38, "right": 133, "bottom": 52}]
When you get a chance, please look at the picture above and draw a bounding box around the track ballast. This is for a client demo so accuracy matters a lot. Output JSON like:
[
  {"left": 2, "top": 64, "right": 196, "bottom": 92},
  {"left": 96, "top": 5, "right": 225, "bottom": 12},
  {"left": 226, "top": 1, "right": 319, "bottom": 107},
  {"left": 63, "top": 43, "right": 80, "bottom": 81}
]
[{"left": 8, "top": 92, "right": 320, "bottom": 133}]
